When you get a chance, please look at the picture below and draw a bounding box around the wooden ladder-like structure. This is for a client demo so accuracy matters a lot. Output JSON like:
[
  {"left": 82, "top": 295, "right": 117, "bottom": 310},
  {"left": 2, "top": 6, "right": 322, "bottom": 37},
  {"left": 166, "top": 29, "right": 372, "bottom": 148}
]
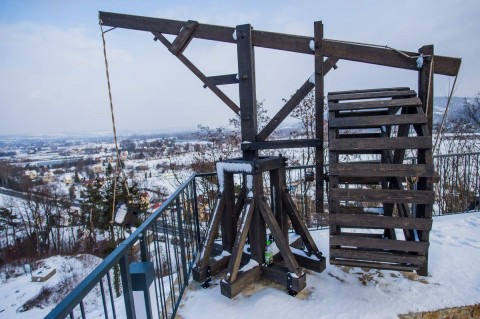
[{"left": 328, "top": 87, "right": 434, "bottom": 275}]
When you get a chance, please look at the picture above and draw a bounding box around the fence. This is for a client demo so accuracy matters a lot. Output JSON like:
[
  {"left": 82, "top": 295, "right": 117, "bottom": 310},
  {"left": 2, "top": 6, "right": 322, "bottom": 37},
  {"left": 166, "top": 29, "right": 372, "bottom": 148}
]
[{"left": 46, "top": 152, "right": 479, "bottom": 318}]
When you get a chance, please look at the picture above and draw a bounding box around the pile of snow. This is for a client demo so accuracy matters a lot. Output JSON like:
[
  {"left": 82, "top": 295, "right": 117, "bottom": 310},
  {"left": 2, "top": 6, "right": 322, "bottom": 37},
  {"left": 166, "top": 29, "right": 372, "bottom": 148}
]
[{"left": 178, "top": 212, "right": 480, "bottom": 319}]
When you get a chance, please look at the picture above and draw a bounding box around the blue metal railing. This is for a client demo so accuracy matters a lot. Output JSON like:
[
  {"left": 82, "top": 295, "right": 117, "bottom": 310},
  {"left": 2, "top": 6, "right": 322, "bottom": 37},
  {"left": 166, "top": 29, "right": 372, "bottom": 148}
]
[{"left": 46, "top": 152, "right": 479, "bottom": 318}]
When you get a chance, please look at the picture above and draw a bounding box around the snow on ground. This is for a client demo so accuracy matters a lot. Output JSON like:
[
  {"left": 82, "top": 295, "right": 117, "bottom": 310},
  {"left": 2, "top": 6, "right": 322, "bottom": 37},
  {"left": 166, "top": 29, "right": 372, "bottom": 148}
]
[
  {"left": 178, "top": 212, "right": 480, "bottom": 319},
  {"left": 0, "top": 254, "right": 102, "bottom": 318}
]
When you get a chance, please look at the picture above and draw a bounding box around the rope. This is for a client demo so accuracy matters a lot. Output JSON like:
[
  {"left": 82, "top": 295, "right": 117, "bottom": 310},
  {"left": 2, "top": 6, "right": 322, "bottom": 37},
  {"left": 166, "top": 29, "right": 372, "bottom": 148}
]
[
  {"left": 100, "top": 23, "right": 130, "bottom": 224},
  {"left": 425, "top": 57, "right": 434, "bottom": 120},
  {"left": 433, "top": 73, "right": 459, "bottom": 154}
]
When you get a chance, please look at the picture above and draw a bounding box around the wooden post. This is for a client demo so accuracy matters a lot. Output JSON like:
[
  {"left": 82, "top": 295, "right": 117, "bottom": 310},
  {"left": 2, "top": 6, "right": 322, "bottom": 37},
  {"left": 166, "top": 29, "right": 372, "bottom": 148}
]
[
  {"left": 236, "top": 24, "right": 265, "bottom": 263},
  {"left": 419, "top": 45, "right": 434, "bottom": 136},
  {"left": 222, "top": 173, "right": 235, "bottom": 252},
  {"left": 314, "top": 21, "right": 325, "bottom": 216}
]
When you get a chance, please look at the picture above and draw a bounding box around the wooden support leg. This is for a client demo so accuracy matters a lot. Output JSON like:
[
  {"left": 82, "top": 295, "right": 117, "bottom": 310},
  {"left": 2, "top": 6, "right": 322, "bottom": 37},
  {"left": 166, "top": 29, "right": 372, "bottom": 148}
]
[
  {"left": 222, "top": 173, "right": 235, "bottom": 252},
  {"left": 225, "top": 197, "right": 255, "bottom": 283},
  {"left": 192, "top": 194, "right": 225, "bottom": 282},
  {"left": 258, "top": 198, "right": 302, "bottom": 278},
  {"left": 281, "top": 189, "right": 322, "bottom": 259}
]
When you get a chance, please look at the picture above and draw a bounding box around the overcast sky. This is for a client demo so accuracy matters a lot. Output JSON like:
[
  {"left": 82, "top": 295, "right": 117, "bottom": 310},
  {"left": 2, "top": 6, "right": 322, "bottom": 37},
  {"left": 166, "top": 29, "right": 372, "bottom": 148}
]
[{"left": 0, "top": 0, "right": 479, "bottom": 136}]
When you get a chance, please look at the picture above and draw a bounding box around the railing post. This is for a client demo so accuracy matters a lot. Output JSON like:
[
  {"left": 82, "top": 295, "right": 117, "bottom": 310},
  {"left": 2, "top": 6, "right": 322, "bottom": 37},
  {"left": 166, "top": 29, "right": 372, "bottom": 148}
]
[
  {"left": 119, "top": 253, "right": 136, "bottom": 319},
  {"left": 176, "top": 197, "right": 189, "bottom": 284}
]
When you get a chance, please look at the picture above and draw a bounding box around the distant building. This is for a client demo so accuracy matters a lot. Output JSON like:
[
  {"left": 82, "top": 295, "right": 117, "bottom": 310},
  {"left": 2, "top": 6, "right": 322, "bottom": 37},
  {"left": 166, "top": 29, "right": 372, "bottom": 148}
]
[
  {"left": 42, "top": 171, "right": 55, "bottom": 183},
  {"left": 25, "top": 170, "right": 37, "bottom": 180}
]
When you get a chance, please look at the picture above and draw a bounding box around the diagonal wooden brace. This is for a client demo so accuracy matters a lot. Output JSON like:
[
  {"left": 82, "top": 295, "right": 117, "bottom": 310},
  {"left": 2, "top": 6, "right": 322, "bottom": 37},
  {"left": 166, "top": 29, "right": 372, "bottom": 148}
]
[
  {"left": 258, "top": 197, "right": 303, "bottom": 278},
  {"left": 281, "top": 188, "right": 322, "bottom": 259},
  {"left": 225, "top": 197, "right": 255, "bottom": 283}
]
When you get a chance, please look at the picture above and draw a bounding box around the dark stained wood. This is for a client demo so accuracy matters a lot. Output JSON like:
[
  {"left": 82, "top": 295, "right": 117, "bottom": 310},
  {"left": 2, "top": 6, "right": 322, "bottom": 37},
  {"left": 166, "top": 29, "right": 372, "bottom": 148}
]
[
  {"left": 254, "top": 156, "right": 285, "bottom": 173},
  {"left": 314, "top": 21, "right": 325, "bottom": 218},
  {"left": 237, "top": 24, "right": 258, "bottom": 161},
  {"left": 329, "top": 214, "right": 432, "bottom": 230},
  {"left": 330, "top": 188, "right": 434, "bottom": 204},
  {"left": 329, "top": 87, "right": 410, "bottom": 95},
  {"left": 330, "top": 163, "right": 435, "bottom": 177},
  {"left": 330, "top": 259, "right": 420, "bottom": 272},
  {"left": 261, "top": 264, "right": 306, "bottom": 293},
  {"left": 258, "top": 198, "right": 302, "bottom": 277},
  {"left": 99, "top": 11, "right": 461, "bottom": 76},
  {"left": 249, "top": 175, "right": 266, "bottom": 264},
  {"left": 330, "top": 235, "right": 429, "bottom": 253},
  {"left": 281, "top": 189, "right": 322, "bottom": 258},
  {"left": 222, "top": 173, "right": 235, "bottom": 252},
  {"left": 226, "top": 198, "right": 255, "bottom": 283},
  {"left": 329, "top": 136, "right": 432, "bottom": 151},
  {"left": 329, "top": 114, "right": 426, "bottom": 129},
  {"left": 329, "top": 97, "right": 421, "bottom": 111},
  {"left": 270, "top": 168, "right": 288, "bottom": 240},
  {"left": 257, "top": 79, "right": 314, "bottom": 141},
  {"left": 323, "top": 56, "right": 340, "bottom": 74},
  {"left": 169, "top": 20, "right": 198, "bottom": 55},
  {"left": 153, "top": 32, "right": 240, "bottom": 114},
  {"left": 205, "top": 74, "right": 239, "bottom": 87},
  {"left": 328, "top": 90, "right": 417, "bottom": 102},
  {"left": 220, "top": 265, "right": 261, "bottom": 299},
  {"left": 338, "top": 133, "right": 384, "bottom": 139},
  {"left": 291, "top": 248, "right": 326, "bottom": 273},
  {"left": 242, "top": 139, "right": 321, "bottom": 151},
  {"left": 330, "top": 248, "right": 426, "bottom": 265},
  {"left": 196, "top": 194, "right": 225, "bottom": 269},
  {"left": 419, "top": 45, "right": 434, "bottom": 136}
]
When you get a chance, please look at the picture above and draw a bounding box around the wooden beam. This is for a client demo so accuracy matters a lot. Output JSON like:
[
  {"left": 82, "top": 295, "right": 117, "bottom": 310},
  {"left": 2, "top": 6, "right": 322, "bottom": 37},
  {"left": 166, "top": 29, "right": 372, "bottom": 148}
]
[
  {"left": 153, "top": 32, "right": 240, "bottom": 114},
  {"left": 329, "top": 188, "right": 434, "bottom": 204},
  {"left": 242, "top": 139, "right": 321, "bottom": 151},
  {"left": 220, "top": 265, "right": 261, "bottom": 299},
  {"left": 314, "top": 21, "right": 325, "bottom": 217},
  {"left": 99, "top": 11, "right": 461, "bottom": 76},
  {"left": 329, "top": 114, "right": 426, "bottom": 129},
  {"left": 257, "top": 79, "right": 314, "bottom": 142}
]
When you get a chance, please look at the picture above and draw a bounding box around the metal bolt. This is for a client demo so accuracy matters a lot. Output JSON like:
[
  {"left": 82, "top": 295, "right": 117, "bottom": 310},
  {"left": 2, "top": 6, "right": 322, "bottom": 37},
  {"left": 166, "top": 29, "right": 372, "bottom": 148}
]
[{"left": 242, "top": 74, "right": 248, "bottom": 80}]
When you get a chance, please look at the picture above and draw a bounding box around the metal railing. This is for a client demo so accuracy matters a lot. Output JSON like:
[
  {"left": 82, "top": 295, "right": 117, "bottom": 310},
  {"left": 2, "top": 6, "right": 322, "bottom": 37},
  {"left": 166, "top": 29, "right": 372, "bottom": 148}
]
[
  {"left": 46, "top": 152, "right": 479, "bottom": 318},
  {"left": 46, "top": 174, "right": 201, "bottom": 319}
]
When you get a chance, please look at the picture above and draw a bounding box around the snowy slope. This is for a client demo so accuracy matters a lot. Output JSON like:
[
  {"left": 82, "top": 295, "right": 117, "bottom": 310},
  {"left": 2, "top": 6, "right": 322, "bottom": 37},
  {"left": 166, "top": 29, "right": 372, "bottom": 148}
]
[
  {"left": 0, "top": 255, "right": 102, "bottom": 318},
  {"left": 178, "top": 212, "right": 480, "bottom": 319}
]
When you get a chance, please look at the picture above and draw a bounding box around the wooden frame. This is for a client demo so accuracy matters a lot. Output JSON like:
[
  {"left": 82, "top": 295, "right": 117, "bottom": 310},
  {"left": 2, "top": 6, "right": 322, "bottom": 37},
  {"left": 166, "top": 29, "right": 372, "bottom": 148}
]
[{"left": 98, "top": 11, "right": 460, "bottom": 294}]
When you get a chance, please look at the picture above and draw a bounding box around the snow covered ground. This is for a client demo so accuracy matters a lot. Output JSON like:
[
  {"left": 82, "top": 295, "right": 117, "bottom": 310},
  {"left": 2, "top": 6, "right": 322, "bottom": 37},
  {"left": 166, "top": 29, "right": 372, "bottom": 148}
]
[
  {"left": 178, "top": 212, "right": 480, "bottom": 319},
  {"left": 0, "top": 254, "right": 102, "bottom": 318}
]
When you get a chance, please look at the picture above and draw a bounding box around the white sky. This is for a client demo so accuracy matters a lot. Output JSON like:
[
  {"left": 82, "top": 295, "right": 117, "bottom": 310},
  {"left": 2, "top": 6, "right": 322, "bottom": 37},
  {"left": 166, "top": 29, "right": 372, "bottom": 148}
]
[{"left": 0, "top": 0, "right": 479, "bottom": 136}]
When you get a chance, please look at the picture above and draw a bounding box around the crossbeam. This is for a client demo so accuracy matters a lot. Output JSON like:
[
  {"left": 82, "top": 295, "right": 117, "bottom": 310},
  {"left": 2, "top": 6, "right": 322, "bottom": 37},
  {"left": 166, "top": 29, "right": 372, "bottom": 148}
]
[{"left": 99, "top": 11, "right": 461, "bottom": 76}]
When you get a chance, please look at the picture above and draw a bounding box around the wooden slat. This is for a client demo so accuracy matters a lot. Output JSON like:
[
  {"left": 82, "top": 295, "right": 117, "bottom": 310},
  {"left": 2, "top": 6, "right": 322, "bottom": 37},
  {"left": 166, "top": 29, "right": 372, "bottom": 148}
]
[
  {"left": 330, "top": 235, "right": 429, "bottom": 253},
  {"left": 328, "top": 87, "right": 410, "bottom": 95},
  {"left": 328, "top": 90, "right": 416, "bottom": 102},
  {"left": 329, "top": 259, "right": 420, "bottom": 272},
  {"left": 329, "top": 137, "right": 432, "bottom": 151},
  {"left": 330, "top": 163, "right": 435, "bottom": 178},
  {"left": 330, "top": 189, "right": 434, "bottom": 204},
  {"left": 329, "top": 114, "right": 426, "bottom": 129},
  {"left": 330, "top": 248, "right": 426, "bottom": 265},
  {"left": 329, "top": 97, "right": 422, "bottom": 111},
  {"left": 241, "top": 138, "right": 321, "bottom": 150},
  {"left": 99, "top": 12, "right": 461, "bottom": 76},
  {"left": 330, "top": 213, "right": 432, "bottom": 230}
]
